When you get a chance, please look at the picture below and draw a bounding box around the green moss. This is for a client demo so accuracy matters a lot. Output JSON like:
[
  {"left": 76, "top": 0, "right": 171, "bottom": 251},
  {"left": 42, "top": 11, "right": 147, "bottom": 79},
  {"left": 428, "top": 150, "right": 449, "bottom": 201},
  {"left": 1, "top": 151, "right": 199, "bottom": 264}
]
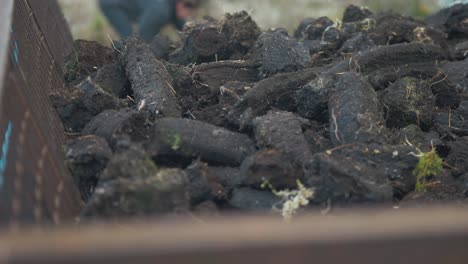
[
  {"left": 171, "top": 134, "right": 182, "bottom": 151},
  {"left": 412, "top": 147, "right": 444, "bottom": 192}
]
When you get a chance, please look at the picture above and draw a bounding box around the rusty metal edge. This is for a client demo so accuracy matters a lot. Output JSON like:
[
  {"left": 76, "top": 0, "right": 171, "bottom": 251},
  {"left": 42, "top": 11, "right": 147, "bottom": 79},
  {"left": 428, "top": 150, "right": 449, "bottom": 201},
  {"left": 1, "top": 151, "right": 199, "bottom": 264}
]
[
  {"left": 1, "top": 206, "right": 468, "bottom": 263},
  {"left": 0, "top": 0, "right": 14, "bottom": 104}
]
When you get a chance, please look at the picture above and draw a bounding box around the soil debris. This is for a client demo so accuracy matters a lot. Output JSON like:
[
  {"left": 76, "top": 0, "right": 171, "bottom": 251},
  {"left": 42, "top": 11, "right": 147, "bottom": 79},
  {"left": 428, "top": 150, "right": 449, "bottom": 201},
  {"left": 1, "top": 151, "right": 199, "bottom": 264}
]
[
  {"left": 253, "top": 29, "right": 310, "bottom": 77},
  {"left": 125, "top": 37, "right": 182, "bottom": 117},
  {"left": 54, "top": 6, "right": 468, "bottom": 220},
  {"left": 64, "top": 40, "right": 118, "bottom": 85},
  {"left": 51, "top": 77, "right": 126, "bottom": 133},
  {"left": 65, "top": 135, "right": 113, "bottom": 201},
  {"left": 146, "top": 118, "right": 255, "bottom": 166},
  {"left": 329, "top": 72, "right": 386, "bottom": 145}
]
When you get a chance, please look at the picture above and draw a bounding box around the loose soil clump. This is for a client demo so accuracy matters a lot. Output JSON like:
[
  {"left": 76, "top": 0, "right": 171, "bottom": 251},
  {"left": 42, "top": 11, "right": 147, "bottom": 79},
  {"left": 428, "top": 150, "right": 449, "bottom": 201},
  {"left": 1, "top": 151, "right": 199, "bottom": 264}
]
[
  {"left": 55, "top": 5, "right": 468, "bottom": 221},
  {"left": 169, "top": 11, "right": 261, "bottom": 65}
]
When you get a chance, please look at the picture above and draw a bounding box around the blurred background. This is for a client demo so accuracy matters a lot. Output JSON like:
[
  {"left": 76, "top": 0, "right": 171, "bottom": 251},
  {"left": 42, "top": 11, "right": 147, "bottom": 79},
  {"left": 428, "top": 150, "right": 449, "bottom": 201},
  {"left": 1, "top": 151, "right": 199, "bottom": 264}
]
[{"left": 58, "top": 0, "right": 439, "bottom": 44}]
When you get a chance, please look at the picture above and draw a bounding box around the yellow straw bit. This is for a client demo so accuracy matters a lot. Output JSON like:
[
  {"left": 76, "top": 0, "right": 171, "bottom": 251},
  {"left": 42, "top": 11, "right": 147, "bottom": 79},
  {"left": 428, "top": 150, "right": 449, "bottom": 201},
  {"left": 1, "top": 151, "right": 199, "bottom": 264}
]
[{"left": 262, "top": 180, "right": 315, "bottom": 222}]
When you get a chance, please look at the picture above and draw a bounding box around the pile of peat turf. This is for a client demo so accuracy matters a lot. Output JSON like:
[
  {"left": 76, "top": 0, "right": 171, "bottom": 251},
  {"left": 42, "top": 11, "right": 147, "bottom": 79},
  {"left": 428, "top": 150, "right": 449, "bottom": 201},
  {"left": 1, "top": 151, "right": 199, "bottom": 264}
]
[{"left": 54, "top": 5, "right": 468, "bottom": 220}]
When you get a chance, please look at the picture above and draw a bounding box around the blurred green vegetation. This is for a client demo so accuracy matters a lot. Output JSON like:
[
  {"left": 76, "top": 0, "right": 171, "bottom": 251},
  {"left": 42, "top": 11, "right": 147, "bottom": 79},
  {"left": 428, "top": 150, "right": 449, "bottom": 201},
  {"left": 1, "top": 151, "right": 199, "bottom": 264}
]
[
  {"left": 59, "top": 0, "right": 116, "bottom": 44},
  {"left": 59, "top": 0, "right": 439, "bottom": 44},
  {"left": 363, "top": 0, "right": 437, "bottom": 18}
]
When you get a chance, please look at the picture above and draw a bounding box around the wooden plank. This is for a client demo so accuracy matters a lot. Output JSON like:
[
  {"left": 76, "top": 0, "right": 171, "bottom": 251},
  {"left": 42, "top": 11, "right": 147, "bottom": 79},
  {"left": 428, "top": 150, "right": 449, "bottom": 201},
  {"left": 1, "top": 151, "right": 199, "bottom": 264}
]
[
  {"left": 0, "top": 0, "right": 82, "bottom": 227},
  {"left": 1, "top": 207, "right": 468, "bottom": 264},
  {"left": 27, "top": 0, "right": 73, "bottom": 70}
]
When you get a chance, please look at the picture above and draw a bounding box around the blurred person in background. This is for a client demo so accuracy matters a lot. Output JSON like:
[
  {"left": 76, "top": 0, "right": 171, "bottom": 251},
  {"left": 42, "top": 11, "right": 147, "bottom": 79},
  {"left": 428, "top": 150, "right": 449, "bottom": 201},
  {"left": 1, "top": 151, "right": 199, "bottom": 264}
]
[
  {"left": 439, "top": 0, "right": 468, "bottom": 7},
  {"left": 99, "top": 0, "right": 201, "bottom": 42}
]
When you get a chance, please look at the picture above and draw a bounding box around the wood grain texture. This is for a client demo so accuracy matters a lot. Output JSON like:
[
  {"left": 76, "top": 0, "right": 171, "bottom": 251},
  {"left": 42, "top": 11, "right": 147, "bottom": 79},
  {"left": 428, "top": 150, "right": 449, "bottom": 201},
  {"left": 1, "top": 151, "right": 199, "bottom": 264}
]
[
  {"left": 0, "top": 0, "right": 82, "bottom": 226},
  {"left": 1, "top": 207, "right": 468, "bottom": 264}
]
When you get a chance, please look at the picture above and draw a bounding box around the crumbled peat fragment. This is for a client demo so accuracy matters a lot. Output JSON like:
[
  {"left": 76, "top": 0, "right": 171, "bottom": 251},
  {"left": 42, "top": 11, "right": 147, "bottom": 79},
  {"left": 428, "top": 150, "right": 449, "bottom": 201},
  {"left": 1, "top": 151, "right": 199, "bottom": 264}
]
[
  {"left": 296, "top": 16, "right": 350, "bottom": 60},
  {"left": 124, "top": 37, "right": 181, "bottom": 117},
  {"left": 307, "top": 151, "right": 393, "bottom": 204},
  {"left": 161, "top": 61, "right": 194, "bottom": 95},
  {"left": 64, "top": 40, "right": 118, "bottom": 85},
  {"left": 65, "top": 135, "right": 112, "bottom": 201},
  {"left": 453, "top": 41, "right": 468, "bottom": 59},
  {"left": 370, "top": 13, "right": 448, "bottom": 48},
  {"left": 164, "top": 61, "right": 257, "bottom": 127},
  {"left": 241, "top": 149, "right": 304, "bottom": 189},
  {"left": 294, "top": 18, "right": 315, "bottom": 39},
  {"left": 209, "top": 166, "right": 245, "bottom": 191},
  {"left": 398, "top": 125, "right": 441, "bottom": 150},
  {"left": 433, "top": 101, "right": 468, "bottom": 136},
  {"left": 99, "top": 146, "right": 158, "bottom": 182},
  {"left": 442, "top": 59, "right": 468, "bottom": 95},
  {"left": 220, "top": 11, "right": 262, "bottom": 59},
  {"left": 382, "top": 77, "right": 435, "bottom": 131},
  {"left": 294, "top": 75, "right": 334, "bottom": 122},
  {"left": 426, "top": 4, "right": 468, "bottom": 41},
  {"left": 367, "top": 62, "right": 439, "bottom": 91},
  {"left": 295, "top": 17, "right": 334, "bottom": 40},
  {"left": 227, "top": 67, "right": 322, "bottom": 129},
  {"left": 430, "top": 77, "right": 461, "bottom": 109},
  {"left": 243, "top": 111, "right": 319, "bottom": 189},
  {"left": 170, "top": 11, "right": 260, "bottom": 64},
  {"left": 191, "top": 61, "right": 259, "bottom": 125},
  {"left": 149, "top": 34, "right": 175, "bottom": 61},
  {"left": 306, "top": 144, "right": 419, "bottom": 203},
  {"left": 182, "top": 161, "right": 244, "bottom": 200},
  {"left": 303, "top": 127, "right": 333, "bottom": 154},
  {"left": 229, "top": 187, "right": 281, "bottom": 212},
  {"left": 185, "top": 161, "right": 227, "bottom": 206},
  {"left": 170, "top": 18, "right": 228, "bottom": 65},
  {"left": 51, "top": 78, "right": 126, "bottom": 133},
  {"left": 147, "top": 118, "right": 255, "bottom": 166},
  {"left": 453, "top": 101, "right": 468, "bottom": 129},
  {"left": 329, "top": 72, "right": 386, "bottom": 145},
  {"left": 253, "top": 111, "right": 313, "bottom": 166},
  {"left": 82, "top": 147, "right": 190, "bottom": 219},
  {"left": 93, "top": 62, "right": 130, "bottom": 98},
  {"left": 82, "top": 108, "right": 151, "bottom": 147},
  {"left": 446, "top": 138, "right": 468, "bottom": 177},
  {"left": 342, "top": 5, "right": 373, "bottom": 23},
  {"left": 192, "top": 61, "right": 260, "bottom": 94},
  {"left": 82, "top": 170, "right": 190, "bottom": 219},
  {"left": 253, "top": 29, "right": 310, "bottom": 77},
  {"left": 295, "top": 43, "right": 444, "bottom": 123},
  {"left": 52, "top": 6, "right": 468, "bottom": 219},
  {"left": 319, "top": 25, "right": 346, "bottom": 53},
  {"left": 340, "top": 33, "right": 375, "bottom": 53},
  {"left": 346, "top": 43, "right": 445, "bottom": 74}
]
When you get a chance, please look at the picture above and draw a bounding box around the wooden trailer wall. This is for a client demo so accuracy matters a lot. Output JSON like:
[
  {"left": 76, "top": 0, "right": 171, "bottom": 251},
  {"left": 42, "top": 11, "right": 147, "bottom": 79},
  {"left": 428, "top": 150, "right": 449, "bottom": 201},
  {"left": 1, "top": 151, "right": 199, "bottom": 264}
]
[
  {"left": 0, "top": 0, "right": 82, "bottom": 226},
  {"left": 1, "top": 2, "right": 468, "bottom": 264}
]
